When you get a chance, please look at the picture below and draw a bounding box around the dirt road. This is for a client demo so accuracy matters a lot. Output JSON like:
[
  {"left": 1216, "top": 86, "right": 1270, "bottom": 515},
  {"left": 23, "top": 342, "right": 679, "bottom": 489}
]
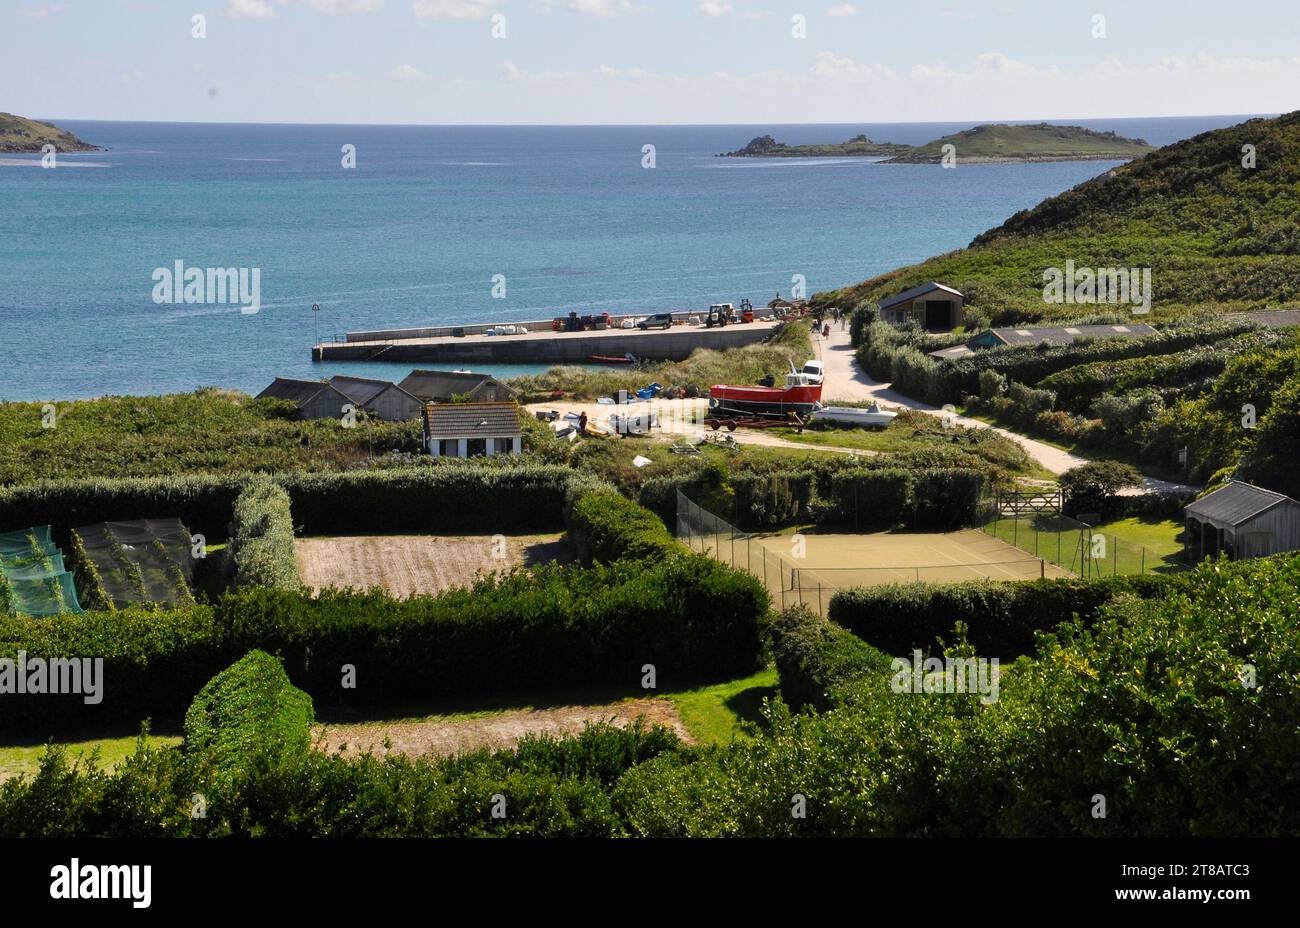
[{"left": 810, "top": 326, "right": 1196, "bottom": 493}]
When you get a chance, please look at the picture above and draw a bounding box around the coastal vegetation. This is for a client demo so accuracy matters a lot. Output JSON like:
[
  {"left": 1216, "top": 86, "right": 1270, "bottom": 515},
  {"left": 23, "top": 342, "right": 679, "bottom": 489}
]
[
  {"left": 718, "top": 133, "right": 911, "bottom": 158},
  {"left": 0, "top": 112, "right": 99, "bottom": 152},
  {"left": 882, "top": 122, "right": 1154, "bottom": 163},
  {"left": 817, "top": 111, "right": 1300, "bottom": 323}
]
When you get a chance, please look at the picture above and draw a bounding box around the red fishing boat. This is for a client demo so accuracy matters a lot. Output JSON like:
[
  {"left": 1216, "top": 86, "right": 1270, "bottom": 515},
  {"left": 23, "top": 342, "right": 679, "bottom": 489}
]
[{"left": 709, "top": 369, "right": 823, "bottom": 418}]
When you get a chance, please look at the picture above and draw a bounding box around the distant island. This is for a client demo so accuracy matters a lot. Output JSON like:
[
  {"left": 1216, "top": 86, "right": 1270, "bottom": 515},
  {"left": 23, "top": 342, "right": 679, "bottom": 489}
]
[
  {"left": 882, "top": 123, "right": 1155, "bottom": 164},
  {"left": 0, "top": 112, "right": 100, "bottom": 153},
  {"left": 719, "top": 124, "right": 1156, "bottom": 164},
  {"left": 717, "top": 134, "right": 913, "bottom": 158}
]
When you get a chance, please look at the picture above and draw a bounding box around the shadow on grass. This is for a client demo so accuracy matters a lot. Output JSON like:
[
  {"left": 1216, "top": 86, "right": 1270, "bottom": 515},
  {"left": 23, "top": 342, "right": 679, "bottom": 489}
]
[{"left": 723, "top": 683, "right": 780, "bottom": 733}]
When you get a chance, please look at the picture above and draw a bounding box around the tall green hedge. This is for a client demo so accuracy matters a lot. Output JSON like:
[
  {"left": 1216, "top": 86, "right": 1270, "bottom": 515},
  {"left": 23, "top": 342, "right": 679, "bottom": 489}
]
[
  {"left": 226, "top": 478, "right": 300, "bottom": 591},
  {"left": 0, "top": 554, "right": 769, "bottom": 736},
  {"left": 183, "top": 650, "right": 315, "bottom": 772},
  {"left": 828, "top": 572, "right": 1185, "bottom": 657},
  {"left": 566, "top": 490, "right": 679, "bottom": 563},
  {"left": 771, "top": 605, "right": 891, "bottom": 712},
  {"left": 0, "top": 465, "right": 584, "bottom": 547}
]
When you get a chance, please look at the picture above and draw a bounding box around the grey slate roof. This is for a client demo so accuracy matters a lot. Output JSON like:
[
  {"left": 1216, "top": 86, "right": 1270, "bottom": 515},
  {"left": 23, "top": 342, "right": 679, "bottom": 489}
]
[
  {"left": 1185, "top": 481, "right": 1298, "bottom": 527},
  {"left": 256, "top": 377, "right": 348, "bottom": 406},
  {"left": 1225, "top": 309, "right": 1300, "bottom": 329},
  {"left": 399, "top": 369, "right": 518, "bottom": 401},
  {"left": 424, "top": 402, "right": 521, "bottom": 439},
  {"left": 990, "top": 323, "right": 1155, "bottom": 346},
  {"left": 329, "top": 375, "right": 417, "bottom": 407},
  {"left": 878, "top": 282, "right": 964, "bottom": 310}
]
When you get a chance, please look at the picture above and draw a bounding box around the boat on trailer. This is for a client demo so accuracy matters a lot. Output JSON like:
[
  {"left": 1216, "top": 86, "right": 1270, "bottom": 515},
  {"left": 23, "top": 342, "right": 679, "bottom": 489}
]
[{"left": 709, "top": 369, "right": 823, "bottom": 418}]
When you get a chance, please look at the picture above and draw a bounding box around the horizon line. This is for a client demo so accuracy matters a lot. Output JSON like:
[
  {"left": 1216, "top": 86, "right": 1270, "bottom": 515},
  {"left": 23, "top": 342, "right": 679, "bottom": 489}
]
[{"left": 38, "top": 112, "right": 1271, "bottom": 130}]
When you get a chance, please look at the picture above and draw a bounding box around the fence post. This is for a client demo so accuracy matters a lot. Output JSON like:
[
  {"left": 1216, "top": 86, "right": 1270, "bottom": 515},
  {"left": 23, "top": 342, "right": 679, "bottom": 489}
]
[
  {"left": 1141, "top": 547, "right": 1145, "bottom": 575},
  {"left": 818, "top": 583, "right": 823, "bottom": 616},
  {"left": 1040, "top": 558, "right": 1045, "bottom": 579}
]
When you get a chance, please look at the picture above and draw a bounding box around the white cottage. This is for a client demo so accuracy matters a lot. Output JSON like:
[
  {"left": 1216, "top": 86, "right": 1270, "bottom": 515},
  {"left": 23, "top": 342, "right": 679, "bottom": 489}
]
[{"left": 423, "top": 402, "right": 523, "bottom": 459}]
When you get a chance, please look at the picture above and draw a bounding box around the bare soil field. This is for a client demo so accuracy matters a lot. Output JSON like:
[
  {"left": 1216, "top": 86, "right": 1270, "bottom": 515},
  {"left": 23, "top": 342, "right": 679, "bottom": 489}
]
[
  {"left": 316, "top": 699, "right": 691, "bottom": 760},
  {"left": 295, "top": 533, "right": 571, "bottom": 598}
]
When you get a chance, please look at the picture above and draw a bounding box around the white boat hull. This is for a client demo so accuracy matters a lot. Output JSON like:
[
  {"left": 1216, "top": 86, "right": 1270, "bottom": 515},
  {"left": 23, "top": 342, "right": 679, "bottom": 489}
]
[{"left": 811, "top": 405, "right": 898, "bottom": 428}]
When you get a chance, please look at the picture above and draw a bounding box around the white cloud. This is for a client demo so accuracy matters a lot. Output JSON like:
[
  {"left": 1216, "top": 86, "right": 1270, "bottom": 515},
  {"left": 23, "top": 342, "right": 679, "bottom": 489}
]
[
  {"left": 224, "top": 0, "right": 276, "bottom": 19},
  {"left": 825, "top": 3, "right": 857, "bottom": 15},
  {"left": 698, "top": 1, "right": 733, "bottom": 15},
  {"left": 389, "top": 63, "right": 427, "bottom": 80},
  {"left": 568, "top": 0, "right": 637, "bottom": 16},
  {"left": 306, "top": 0, "right": 383, "bottom": 13},
  {"left": 411, "top": 0, "right": 494, "bottom": 18}
]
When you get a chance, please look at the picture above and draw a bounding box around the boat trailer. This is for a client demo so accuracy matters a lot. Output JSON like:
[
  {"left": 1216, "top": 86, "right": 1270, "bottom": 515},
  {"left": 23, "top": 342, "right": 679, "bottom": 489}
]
[{"left": 703, "top": 410, "right": 807, "bottom": 432}]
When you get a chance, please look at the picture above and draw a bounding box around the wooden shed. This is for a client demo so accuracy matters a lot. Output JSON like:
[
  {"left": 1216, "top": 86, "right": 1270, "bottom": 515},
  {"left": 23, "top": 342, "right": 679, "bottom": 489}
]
[
  {"left": 877, "top": 282, "right": 965, "bottom": 331},
  {"left": 255, "top": 377, "right": 354, "bottom": 421},
  {"left": 1184, "top": 480, "right": 1300, "bottom": 561},
  {"left": 328, "top": 375, "right": 423, "bottom": 422}
]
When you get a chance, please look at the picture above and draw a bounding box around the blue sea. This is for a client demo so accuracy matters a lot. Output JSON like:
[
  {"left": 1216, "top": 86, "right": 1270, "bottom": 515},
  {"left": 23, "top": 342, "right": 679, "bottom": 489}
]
[{"left": 0, "top": 115, "right": 1255, "bottom": 401}]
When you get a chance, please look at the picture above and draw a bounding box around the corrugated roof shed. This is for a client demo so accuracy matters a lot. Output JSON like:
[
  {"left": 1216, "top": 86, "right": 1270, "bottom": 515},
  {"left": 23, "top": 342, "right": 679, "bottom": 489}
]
[
  {"left": 928, "top": 344, "right": 976, "bottom": 360},
  {"left": 1185, "top": 481, "right": 1296, "bottom": 527},
  {"left": 878, "top": 282, "right": 964, "bottom": 310},
  {"left": 990, "top": 323, "right": 1156, "bottom": 346},
  {"left": 424, "top": 402, "right": 521, "bottom": 439}
]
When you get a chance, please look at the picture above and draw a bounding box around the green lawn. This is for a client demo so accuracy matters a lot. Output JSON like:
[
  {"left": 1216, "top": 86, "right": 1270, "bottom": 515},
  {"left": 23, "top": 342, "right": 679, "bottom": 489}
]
[
  {"left": 984, "top": 512, "right": 1188, "bottom": 576},
  {"left": 0, "top": 732, "right": 182, "bottom": 783}
]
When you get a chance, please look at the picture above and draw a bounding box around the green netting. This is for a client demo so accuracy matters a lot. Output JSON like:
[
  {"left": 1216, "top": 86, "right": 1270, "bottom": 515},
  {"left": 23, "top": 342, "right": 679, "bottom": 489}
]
[
  {"left": 0, "top": 525, "right": 53, "bottom": 555},
  {"left": 8, "top": 572, "right": 84, "bottom": 617},
  {"left": 0, "top": 553, "right": 68, "bottom": 580}
]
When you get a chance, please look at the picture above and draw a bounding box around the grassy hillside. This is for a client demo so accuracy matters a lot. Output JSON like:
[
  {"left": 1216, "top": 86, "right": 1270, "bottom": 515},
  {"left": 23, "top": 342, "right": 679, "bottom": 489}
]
[
  {"left": 820, "top": 112, "right": 1300, "bottom": 325},
  {"left": 0, "top": 112, "right": 98, "bottom": 152},
  {"left": 884, "top": 123, "right": 1154, "bottom": 164},
  {"left": 719, "top": 133, "right": 912, "bottom": 157}
]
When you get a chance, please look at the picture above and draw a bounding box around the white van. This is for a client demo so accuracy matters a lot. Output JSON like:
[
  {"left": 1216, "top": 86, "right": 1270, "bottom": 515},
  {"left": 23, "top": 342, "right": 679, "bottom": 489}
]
[{"left": 801, "top": 360, "right": 825, "bottom": 385}]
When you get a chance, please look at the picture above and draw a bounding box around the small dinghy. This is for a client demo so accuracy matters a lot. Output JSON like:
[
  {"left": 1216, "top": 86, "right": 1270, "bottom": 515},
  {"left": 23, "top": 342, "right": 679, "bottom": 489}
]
[{"left": 811, "top": 402, "right": 898, "bottom": 430}]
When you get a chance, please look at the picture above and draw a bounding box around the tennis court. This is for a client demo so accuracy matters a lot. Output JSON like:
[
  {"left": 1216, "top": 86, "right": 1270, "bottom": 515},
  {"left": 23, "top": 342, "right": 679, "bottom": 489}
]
[{"left": 753, "top": 528, "right": 1072, "bottom": 588}]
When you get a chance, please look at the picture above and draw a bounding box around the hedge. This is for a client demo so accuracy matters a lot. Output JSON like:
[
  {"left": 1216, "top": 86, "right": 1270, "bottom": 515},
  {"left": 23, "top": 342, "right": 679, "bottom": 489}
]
[
  {"left": 226, "top": 479, "right": 300, "bottom": 591},
  {"left": 827, "top": 467, "right": 983, "bottom": 529},
  {"left": 566, "top": 490, "right": 679, "bottom": 563},
  {"left": 771, "top": 605, "right": 891, "bottom": 712},
  {"left": 0, "top": 554, "right": 769, "bottom": 735},
  {"left": 0, "top": 465, "right": 585, "bottom": 548},
  {"left": 828, "top": 573, "right": 1186, "bottom": 657},
  {"left": 183, "top": 650, "right": 314, "bottom": 772}
]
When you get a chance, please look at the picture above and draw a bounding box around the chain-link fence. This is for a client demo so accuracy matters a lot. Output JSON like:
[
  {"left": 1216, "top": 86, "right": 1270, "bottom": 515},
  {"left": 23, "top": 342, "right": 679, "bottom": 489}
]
[{"left": 979, "top": 494, "right": 1189, "bottom": 578}]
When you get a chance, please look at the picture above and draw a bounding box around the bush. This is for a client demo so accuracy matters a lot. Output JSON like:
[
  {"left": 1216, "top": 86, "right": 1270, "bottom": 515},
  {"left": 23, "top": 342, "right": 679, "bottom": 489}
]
[
  {"left": 826, "top": 468, "right": 983, "bottom": 529},
  {"left": 65, "top": 530, "right": 114, "bottom": 612},
  {"left": 226, "top": 478, "right": 299, "bottom": 591},
  {"left": 828, "top": 573, "right": 1184, "bottom": 658},
  {"left": 566, "top": 489, "right": 679, "bottom": 563},
  {"left": 183, "top": 650, "right": 314, "bottom": 772},
  {"left": 771, "top": 605, "right": 890, "bottom": 711},
  {"left": 1059, "top": 460, "right": 1144, "bottom": 518}
]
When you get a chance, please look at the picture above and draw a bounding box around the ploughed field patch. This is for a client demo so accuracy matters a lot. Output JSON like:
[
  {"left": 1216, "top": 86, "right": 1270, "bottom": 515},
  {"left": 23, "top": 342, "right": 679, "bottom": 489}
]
[
  {"left": 295, "top": 533, "right": 572, "bottom": 598},
  {"left": 316, "top": 699, "right": 692, "bottom": 759}
]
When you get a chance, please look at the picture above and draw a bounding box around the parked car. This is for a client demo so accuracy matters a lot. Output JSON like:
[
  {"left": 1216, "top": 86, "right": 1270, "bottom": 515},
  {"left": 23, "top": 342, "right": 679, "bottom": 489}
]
[
  {"left": 801, "top": 360, "right": 825, "bottom": 384},
  {"left": 637, "top": 313, "right": 674, "bottom": 330}
]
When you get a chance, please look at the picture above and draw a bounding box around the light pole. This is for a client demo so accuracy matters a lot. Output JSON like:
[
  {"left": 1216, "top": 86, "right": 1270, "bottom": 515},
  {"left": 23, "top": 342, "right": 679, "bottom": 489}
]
[{"left": 312, "top": 303, "right": 321, "bottom": 347}]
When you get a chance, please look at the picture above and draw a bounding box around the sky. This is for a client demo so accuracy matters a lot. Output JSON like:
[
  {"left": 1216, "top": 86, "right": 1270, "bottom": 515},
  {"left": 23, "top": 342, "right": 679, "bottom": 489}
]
[{"left": 4, "top": 0, "right": 1300, "bottom": 125}]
